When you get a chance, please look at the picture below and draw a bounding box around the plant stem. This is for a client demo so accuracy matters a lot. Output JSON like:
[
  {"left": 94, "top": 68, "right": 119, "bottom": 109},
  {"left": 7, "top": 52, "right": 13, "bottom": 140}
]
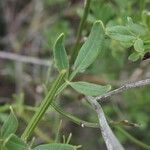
[
  {"left": 87, "top": 96, "right": 150, "bottom": 149},
  {"left": 21, "top": 70, "right": 66, "bottom": 141},
  {"left": 116, "top": 127, "right": 150, "bottom": 150},
  {"left": 52, "top": 103, "right": 99, "bottom": 128},
  {"left": 22, "top": 112, "right": 52, "bottom": 143},
  {"left": 139, "top": 0, "right": 145, "bottom": 18},
  {"left": 70, "top": 0, "right": 91, "bottom": 65}
]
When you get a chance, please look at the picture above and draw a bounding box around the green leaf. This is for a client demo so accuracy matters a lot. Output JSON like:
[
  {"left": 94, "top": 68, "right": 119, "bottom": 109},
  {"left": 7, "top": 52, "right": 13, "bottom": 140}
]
[
  {"left": 1, "top": 108, "right": 18, "bottom": 139},
  {"left": 73, "top": 21, "right": 105, "bottom": 74},
  {"left": 0, "top": 113, "right": 9, "bottom": 123},
  {"left": 127, "top": 17, "right": 146, "bottom": 36},
  {"left": 87, "top": 99, "right": 124, "bottom": 150},
  {"left": 144, "top": 44, "right": 150, "bottom": 52},
  {"left": 106, "top": 25, "right": 136, "bottom": 43},
  {"left": 33, "top": 143, "right": 76, "bottom": 150},
  {"left": 134, "top": 39, "right": 144, "bottom": 52},
  {"left": 69, "top": 81, "right": 111, "bottom": 96},
  {"left": 142, "top": 11, "right": 150, "bottom": 29},
  {"left": 128, "top": 52, "right": 140, "bottom": 61},
  {"left": 4, "top": 134, "right": 28, "bottom": 150},
  {"left": 53, "top": 33, "right": 69, "bottom": 71}
]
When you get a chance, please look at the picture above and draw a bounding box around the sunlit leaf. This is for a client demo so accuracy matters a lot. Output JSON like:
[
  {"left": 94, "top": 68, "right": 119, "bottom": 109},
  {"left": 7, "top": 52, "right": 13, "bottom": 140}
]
[{"left": 69, "top": 81, "right": 111, "bottom": 96}]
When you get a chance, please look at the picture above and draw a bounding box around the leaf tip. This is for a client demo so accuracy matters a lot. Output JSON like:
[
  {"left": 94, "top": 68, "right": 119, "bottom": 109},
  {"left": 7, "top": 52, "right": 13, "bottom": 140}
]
[
  {"left": 94, "top": 20, "right": 105, "bottom": 30},
  {"left": 59, "top": 32, "right": 65, "bottom": 38},
  {"left": 9, "top": 106, "right": 14, "bottom": 113},
  {"left": 107, "top": 85, "right": 112, "bottom": 91},
  {"left": 57, "top": 33, "right": 65, "bottom": 41},
  {"left": 54, "top": 33, "right": 65, "bottom": 47},
  {"left": 60, "top": 69, "right": 67, "bottom": 74}
]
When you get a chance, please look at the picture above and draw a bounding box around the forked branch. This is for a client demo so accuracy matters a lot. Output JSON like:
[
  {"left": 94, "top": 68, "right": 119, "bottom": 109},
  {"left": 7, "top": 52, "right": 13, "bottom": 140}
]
[{"left": 94, "top": 78, "right": 150, "bottom": 102}]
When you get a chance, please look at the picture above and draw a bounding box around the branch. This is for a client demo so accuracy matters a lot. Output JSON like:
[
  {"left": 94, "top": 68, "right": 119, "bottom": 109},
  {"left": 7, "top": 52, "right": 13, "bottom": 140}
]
[
  {"left": 0, "top": 51, "right": 51, "bottom": 66},
  {"left": 87, "top": 96, "right": 124, "bottom": 150},
  {"left": 87, "top": 96, "right": 150, "bottom": 150},
  {"left": 95, "top": 78, "right": 150, "bottom": 102}
]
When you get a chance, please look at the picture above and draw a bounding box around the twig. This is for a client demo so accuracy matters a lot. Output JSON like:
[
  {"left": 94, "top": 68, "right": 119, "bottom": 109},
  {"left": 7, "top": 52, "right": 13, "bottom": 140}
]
[
  {"left": 0, "top": 51, "right": 51, "bottom": 66},
  {"left": 94, "top": 78, "right": 150, "bottom": 102},
  {"left": 87, "top": 96, "right": 125, "bottom": 150},
  {"left": 87, "top": 96, "right": 150, "bottom": 150}
]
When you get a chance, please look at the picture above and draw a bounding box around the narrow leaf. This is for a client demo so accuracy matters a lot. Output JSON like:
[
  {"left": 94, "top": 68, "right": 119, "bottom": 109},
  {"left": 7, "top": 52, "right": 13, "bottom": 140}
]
[
  {"left": 1, "top": 108, "right": 18, "bottom": 139},
  {"left": 87, "top": 98, "right": 124, "bottom": 150},
  {"left": 73, "top": 21, "right": 105, "bottom": 73},
  {"left": 69, "top": 81, "right": 111, "bottom": 96},
  {"left": 54, "top": 33, "right": 69, "bottom": 71},
  {"left": 134, "top": 39, "right": 144, "bottom": 52},
  {"left": 106, "top": 25, "right": 136, "bottom": 43},
  {"left": 4, "top": 134, "right": 28, "bottom": 150},
  {"left": 33, "top": 143, "right": 76, "bottom": 150}
]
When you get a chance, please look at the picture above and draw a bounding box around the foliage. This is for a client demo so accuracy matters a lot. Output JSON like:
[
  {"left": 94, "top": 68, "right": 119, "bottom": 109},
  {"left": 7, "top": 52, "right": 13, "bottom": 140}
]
[{"left": 0, "top": 0, "right": 150, "bottom": 149}]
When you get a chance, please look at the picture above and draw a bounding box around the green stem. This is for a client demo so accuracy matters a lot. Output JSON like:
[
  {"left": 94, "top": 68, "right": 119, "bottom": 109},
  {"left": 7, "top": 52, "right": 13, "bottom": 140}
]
[
  {"left": 52, "top": 104, "right": 150, "bottom": 149},
  {"left": 116, "top": 127, "right": 150, "bottom": 150},
  {"left": 139, "top": 0, "right": 145, "bottom": 18},
  {"left": 52, "top": 103, "right": 99, "bottom": 128},
  {"left": 21, "top": 70, "right": 66, "bottom": 141},
  {"left": 22, "top": 112, "right": 52, "bottom": 143},
  {"left": 70, "top": 0, "right": 91, "bottom": 65}
]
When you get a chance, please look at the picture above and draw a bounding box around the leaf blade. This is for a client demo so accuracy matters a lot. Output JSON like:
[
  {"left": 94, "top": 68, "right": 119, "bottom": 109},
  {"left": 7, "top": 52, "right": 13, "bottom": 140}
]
[
  {"left": 134, "top": 39, "right": 144, "bottom": 52},
  {"left": 106, "top": 25, "right": 136, "bottom": 43},
  {"left": 4, "top": 134, "right": 29, "bottom": 150},
  {"left": 69, "top": 81, "right": 111, "bottom": 96},
  {"left": 1, "top": 108, "right": 18, "bottom": 139},
  {"left": 33, "top": 143, "right": 76, "bottom": 150},
  {"left": 128, "top": 52, "right": 140, "bottom": 61},
  {"left": 54, "top": 33, "right": 69, "bottom": 71},
  {"left": 73, "top": 21, "right": 105, "bottom": 74}
]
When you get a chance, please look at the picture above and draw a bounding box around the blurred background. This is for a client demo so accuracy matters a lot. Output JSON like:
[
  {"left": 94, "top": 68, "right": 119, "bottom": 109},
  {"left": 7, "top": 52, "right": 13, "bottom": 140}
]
[{"left": 0, "top": 0, "right": 150, "bottom": 149}]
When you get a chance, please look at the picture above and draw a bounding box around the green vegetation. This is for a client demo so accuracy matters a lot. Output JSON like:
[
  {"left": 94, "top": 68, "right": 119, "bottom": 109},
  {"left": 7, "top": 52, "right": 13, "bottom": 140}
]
[{"left": 0, "top": 0, "right": 150, "bottom": 149}]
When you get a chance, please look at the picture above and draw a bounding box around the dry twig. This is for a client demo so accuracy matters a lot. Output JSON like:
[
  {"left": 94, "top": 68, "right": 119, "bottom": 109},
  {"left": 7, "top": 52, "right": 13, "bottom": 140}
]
[{"left": 94, "top": 78, "right": 150, "bottom": 102}]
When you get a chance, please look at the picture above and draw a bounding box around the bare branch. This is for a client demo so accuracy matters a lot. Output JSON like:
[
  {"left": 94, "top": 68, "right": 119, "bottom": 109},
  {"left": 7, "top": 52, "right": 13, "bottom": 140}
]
[
  {"left": 95, "top": 78, "right": 150, "bottom": 102},
  {"left": 0, "top": 51, "right": 51, "bottom": 66},
  {"left": 87, "top": 96, "right": 124, "bottom": 150}
]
